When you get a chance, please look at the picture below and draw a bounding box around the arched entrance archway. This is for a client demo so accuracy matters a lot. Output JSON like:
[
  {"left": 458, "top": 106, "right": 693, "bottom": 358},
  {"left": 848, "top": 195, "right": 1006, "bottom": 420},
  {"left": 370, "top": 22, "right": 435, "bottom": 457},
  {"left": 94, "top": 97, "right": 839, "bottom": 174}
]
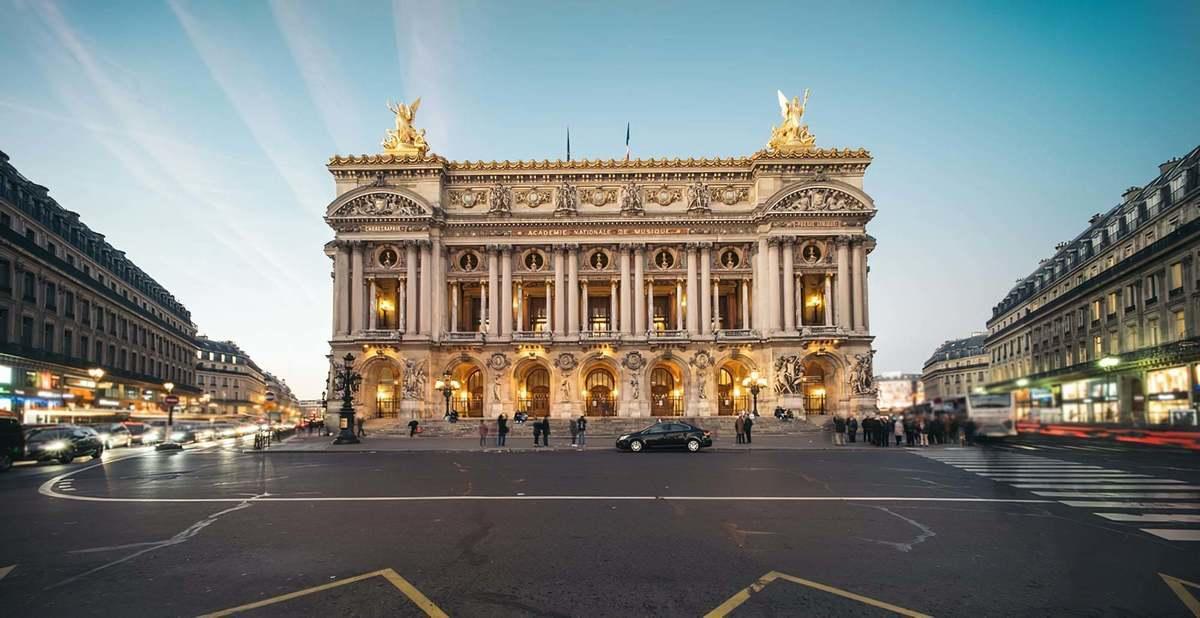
[
  {"left": 585, "top": 367, "right": 616, "bottom": 417},
  {"left": 717, "top": 361, "right": 751, "bottom": 416},
  {"left": 802, "top": 358, "right": 831, "bottom": 415},
  {"left": 650, "top": 363, "right": 683, "bottom": 417},
  {"left": 444, "top": 360, "right": 485, "bottom": 417},
  {"left": 522, "top": 366, "right": 551, "bottom": 417},
  {"left": 374, "top": 365, "right": 399, "bottom": 418}
]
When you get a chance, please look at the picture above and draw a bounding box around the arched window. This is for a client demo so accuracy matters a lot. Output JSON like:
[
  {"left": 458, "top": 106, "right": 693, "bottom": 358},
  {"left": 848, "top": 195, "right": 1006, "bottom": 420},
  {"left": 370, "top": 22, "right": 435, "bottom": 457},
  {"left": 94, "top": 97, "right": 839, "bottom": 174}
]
[
  {"left": 651, "top": 367, "right": 681, "bottom": 416},
  {"left": 457, "top": 368, "right": 483, "bottom": 417},
  {"left": 375, "top": 366, "right": 398, "bottom": 418},
  {"left": 524, "top": 367, "right": 550, "bottom": 416}
]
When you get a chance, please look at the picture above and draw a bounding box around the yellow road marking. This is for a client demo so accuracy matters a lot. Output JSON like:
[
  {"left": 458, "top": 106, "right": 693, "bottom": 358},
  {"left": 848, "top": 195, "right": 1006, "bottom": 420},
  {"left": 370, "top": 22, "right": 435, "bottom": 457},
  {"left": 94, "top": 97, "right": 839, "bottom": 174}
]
[
  {"left": 198, "top": 568, "right": 448, "bottom": 617},
  {"left": 705, "top": 570, "right": 932, "bottom": 618},
  {"left": 1161, "top": 573, "right": 1200, "bottom": 617}
]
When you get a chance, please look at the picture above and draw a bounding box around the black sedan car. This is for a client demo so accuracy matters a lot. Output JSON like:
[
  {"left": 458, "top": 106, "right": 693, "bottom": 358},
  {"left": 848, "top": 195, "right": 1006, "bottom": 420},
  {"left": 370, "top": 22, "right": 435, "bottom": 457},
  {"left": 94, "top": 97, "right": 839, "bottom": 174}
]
[
  {"left": 23, "top": 425, "right": 104, "bottom": 464},
  {"left": 616, "top": 421, "right": 712, "bottom": 453}
]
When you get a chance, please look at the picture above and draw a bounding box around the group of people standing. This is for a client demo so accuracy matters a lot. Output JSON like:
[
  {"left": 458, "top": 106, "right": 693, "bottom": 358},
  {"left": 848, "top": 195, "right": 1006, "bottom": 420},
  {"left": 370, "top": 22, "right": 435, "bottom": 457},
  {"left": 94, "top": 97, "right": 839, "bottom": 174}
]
[
  {"left": 733, "top": 412, "right": 756, "bottom": 444},
  {"left": 832, "top": 412, "right": 965, "bottom": 447},
  {"left": 477, "top": 414, "right": 588, "bottom": 449}
]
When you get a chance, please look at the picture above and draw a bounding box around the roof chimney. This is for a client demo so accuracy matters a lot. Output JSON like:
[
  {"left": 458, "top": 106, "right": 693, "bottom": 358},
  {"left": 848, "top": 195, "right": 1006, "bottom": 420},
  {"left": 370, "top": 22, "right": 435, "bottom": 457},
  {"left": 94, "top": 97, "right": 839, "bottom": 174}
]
[
  {"left": 1160, "top": 157, "right": 1182, "bottom": 175},
  {"left": 1122, "top": 186, "right": 1142, "bottom": 202}
]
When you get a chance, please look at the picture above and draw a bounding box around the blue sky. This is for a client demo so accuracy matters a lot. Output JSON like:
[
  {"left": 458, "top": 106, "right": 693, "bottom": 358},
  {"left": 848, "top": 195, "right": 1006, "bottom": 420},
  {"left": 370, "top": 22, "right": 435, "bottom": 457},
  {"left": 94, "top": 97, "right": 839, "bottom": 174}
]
[{"left": 1, "top": 0, "right": 1197, "bottom": 398}]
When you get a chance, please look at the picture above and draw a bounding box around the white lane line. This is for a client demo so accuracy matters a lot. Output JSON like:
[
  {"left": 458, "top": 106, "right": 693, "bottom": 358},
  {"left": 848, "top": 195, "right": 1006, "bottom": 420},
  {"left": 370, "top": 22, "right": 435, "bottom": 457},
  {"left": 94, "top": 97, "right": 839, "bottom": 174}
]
[
  {"left": 1095, "top": 513, "right": 1200, "bottom": 523},
  {"left": 963, "top": 468, "right": 1112, "bottom": 472},
  {"left": 1140, "top": 529, "right": 1200, "bottom": 541},
  {"left": 978, "top": 473, "right": 1148, "bottom": 478},
  {"left": 1009, "top": 444, "right": 1039, "bottom": 450},
  {"left": 1033, "top": 491, "right": 1200, "bottom": 499},
  {"left": 986, "top": 478, "right": 1162, "bottom": 483},
  {"left": 1059, "top": 501, "right": 1200, "bottom": 510},
  {"left": 1016, "top": 484, "right": 1200, "bottom": 490}
]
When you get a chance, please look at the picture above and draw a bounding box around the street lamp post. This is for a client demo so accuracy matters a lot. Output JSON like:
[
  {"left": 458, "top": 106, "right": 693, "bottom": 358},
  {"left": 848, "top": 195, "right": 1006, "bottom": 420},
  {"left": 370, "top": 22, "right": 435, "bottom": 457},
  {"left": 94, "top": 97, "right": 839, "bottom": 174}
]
[
  {"left": 741, "top": 371, "right": 769, "bottom": 418},
  {"left": 332, "top": 353, "right": 362, "bottom": 445},
  {"left": 155, "top": 381, "right": 181, "bottom": 451},
  {"left": 434, "top": 372, "right": 461, "bottom": 421}
]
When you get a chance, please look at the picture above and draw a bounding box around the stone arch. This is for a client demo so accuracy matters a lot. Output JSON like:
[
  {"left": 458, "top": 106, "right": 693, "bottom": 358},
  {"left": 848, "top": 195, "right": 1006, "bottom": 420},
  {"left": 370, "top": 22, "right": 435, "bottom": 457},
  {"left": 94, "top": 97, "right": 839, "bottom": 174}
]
[
  {"left": 715, "top": 353, "right": 756, "bottom": 416},
  {"left": 579, "top": 354, "right": 621, "bottom": 417},
  {"left": 440, "top": 355, "right": 487, "bottom": 417},
  {"left": 324, "top": 185, "right": 432, "bottom": 219},
  {"left": 798, "top": 351, "right": 848, "bottom": 418},
  {"left": 761, "top": 178, "right": 875, "bottom": 215},
  {"left": 512, "top": 356, "right": 553, "bottom": 418},
  {"left": 646, "top": 354, "right": 689, "bottom": 417},
  {"left": 356, "top": 353, "right": 404, "bottom": 419}
]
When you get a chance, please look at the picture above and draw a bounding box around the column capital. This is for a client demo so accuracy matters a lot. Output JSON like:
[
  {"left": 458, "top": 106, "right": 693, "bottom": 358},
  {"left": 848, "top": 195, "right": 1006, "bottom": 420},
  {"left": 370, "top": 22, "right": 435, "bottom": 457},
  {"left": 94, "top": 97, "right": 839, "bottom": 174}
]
[
  {"left": 835, "top": 235, "right": 852, "bottom": 246},
  {"left": 630, "top": 243, "right": 647, "bottom": 253},
  {"left": 698, "top": 241, "right": 713, "bottom": 250},
  {"left": 767, "top": 237, "right": 782, "bottom": 247},
  {"left": 498, "top": 244, "right": 513, "bottom": 254}
]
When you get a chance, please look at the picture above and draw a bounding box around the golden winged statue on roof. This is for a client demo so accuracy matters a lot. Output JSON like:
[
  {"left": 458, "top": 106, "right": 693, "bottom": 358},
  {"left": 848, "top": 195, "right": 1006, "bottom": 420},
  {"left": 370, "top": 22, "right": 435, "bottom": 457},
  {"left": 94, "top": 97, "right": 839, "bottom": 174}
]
[
  {"left": 382, "top": 97, "right": 429, "bottom": 156},
  {"left": 768, "top": 89, "right": 816, "bottom": 153}
]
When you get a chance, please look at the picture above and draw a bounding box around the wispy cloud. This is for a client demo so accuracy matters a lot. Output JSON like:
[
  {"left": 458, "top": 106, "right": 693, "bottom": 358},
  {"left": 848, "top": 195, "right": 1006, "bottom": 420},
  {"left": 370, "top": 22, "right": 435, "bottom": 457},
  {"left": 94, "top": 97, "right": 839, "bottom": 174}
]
[
  {"left": 169, "top": 0, "right": 330, "bottom": 216},
  {"left": 268, "top": 0, "right": 366, "bottom": 155},
  {"left": 391, "top": 0, "right": 460, "bottom": 155}
]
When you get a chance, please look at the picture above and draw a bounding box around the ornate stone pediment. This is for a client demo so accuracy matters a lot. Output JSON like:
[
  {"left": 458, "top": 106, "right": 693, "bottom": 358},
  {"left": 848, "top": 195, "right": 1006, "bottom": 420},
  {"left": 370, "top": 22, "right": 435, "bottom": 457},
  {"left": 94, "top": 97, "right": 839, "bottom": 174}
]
[
  {"left": 328, "top": 189, "right": 430, "bottom": 219},
  {"left": 764, "top": 181, "right": 874, "bottom": 215}
]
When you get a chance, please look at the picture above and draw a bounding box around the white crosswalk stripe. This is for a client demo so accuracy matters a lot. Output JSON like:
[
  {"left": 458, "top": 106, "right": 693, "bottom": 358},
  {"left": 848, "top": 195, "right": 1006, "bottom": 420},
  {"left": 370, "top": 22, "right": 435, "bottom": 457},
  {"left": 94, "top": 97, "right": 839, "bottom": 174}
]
[{"left": 919, "top": 450, "right": 1200, "bottom": 542}]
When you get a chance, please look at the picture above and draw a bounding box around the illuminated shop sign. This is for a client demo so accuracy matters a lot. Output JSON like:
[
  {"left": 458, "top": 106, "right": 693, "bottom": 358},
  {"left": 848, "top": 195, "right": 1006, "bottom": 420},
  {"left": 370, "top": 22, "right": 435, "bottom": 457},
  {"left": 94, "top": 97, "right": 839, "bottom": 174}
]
[{"left": 0, "top": 365, "right": 11, "bottom": 385}]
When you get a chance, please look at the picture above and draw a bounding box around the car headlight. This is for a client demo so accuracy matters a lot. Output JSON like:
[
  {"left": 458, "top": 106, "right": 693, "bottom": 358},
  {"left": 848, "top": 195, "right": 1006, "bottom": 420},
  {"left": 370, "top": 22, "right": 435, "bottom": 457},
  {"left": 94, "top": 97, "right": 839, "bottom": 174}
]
[
  {"left": 98, "top": 433, "right": 110, "bottom": 441},
  {"left": 44, "top": 440, "right": 68, "bottom": 451},
  {"left": 618, "top": 434, "right": 630, "bottom": 441},
  {"left": 171, "top": 432, "right": 185, "bottom": 440}
]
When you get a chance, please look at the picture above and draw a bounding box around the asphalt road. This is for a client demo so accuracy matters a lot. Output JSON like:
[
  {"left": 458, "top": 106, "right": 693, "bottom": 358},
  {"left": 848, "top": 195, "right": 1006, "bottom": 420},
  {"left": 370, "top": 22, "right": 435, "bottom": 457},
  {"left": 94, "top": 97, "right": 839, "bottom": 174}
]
[{"left": 0, "top": 436, "right": 1197, "bottom": 617}]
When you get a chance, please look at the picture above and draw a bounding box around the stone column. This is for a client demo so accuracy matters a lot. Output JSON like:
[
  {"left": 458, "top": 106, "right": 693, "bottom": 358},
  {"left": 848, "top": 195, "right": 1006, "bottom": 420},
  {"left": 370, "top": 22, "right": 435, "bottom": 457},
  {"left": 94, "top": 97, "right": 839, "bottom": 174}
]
[
  {"left": 861, "top": 243, "right": 871, "bottom": 332},
  {"left": 700, "top": 244, "right": 711, "bottom": 335},
  {"left": 712, "top": 277, "right": 721, "bottom": 331},
  {"left": 398, "top": 277, "right": 407, "bottom": 333},
  {"left": 554, "top": 249, "right": 566, "bottom": 335},
  {"left": 852, "top": 240, "right": 865, "bottom": 332},
  {"left": 620, "top": 247, "right": 632, "bottom": 334},
  {"left": 647, "top": 279, "right": 655, "bottom": 332},
  {"left": 368, "top": 278, "right": 378, "bottom": 330},
  {"left": 609, "top": 280, "right": 618, "bottom": 332},
  {"left": 795, "top": 274, "right": 804, "bottom": 328},
  {"left": 741, "top": 279, "right": 750, "bottom": 330},
  {"left": 433, "top": 240, "right": 446, "bottom": 340},
  {"left": 685, "top": 245, "right": 699, "bottom": 333},
  {"left": 824, "top": 273, "right": 833, "bottom": 326},
  {"left": 753, "top": 240, "right": 766, "bottom": 331},
  {"left": 545, "top": 279, "right": 554, "bottom": 333},
  {"left": 419, "top": 241, "right": 432, "bottom": 334},
  {"left": 405, "top": 243, "right": 418, "bottom": 335},
  {"left": 782, "top": 240, "right": 795, "bottom": 332},
  {"left": 766, "top": 238, "right": 780, "bottom": 333},
  {"left": 334, "top": 243, "right": 350, "bottom": 335},
  {"left": 581, "top": 280, "right": 590, "bottom": 332},
  {"left": 351, "top": 243, "right": 365, "bottom": 334},
  {"left": 567, "top": 246, "right": 580, "bottom": 334},
  {"left": 516, "top": 282, "right": 524, "bottom": 332},
  {"left": 634, "top": 246, "right": 646, "bottom": 334},
  {"left": 675, "top": 280, "right": 684, "bottom": 331},
  {"left": 487, "top": 248, "right": 499, "bottom": 336},
  {"left": 450, "top": 282, "right": 459, "bottom": 333},
  {"left": 836, "top": 237, "right": 850, "bottom": 329},
  {"left": 478, "top": 281, "right": 486, "bottom": 334},
  {"left": 501, "top": 246, "right": 513, "bottom": 335}
]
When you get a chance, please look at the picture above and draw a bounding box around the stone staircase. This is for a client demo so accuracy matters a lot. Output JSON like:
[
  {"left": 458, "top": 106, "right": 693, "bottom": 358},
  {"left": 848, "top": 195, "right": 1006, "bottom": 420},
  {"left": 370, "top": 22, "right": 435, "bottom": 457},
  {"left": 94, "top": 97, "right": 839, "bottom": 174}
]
[{"left": 363, "top": 415, "right": 822, "bottom": 438}]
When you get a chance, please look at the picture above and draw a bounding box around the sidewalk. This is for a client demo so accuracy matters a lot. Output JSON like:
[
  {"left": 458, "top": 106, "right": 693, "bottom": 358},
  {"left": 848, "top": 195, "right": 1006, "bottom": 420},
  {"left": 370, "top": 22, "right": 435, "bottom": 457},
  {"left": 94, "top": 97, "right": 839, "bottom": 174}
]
[{"left": 257, "top": 432, "right": 959, "bottom": 453}]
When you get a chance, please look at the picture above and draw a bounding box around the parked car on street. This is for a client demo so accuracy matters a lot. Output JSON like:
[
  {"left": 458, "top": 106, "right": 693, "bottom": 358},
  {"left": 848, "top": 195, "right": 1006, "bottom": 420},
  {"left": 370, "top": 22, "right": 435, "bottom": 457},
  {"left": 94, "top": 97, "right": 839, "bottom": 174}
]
[
  {"left": 86, "top": 423, "right": 133, "bottom": 449},
  {"left": 0, "top": 413, "right": 23, "bottom": 472},
  {"left": 615, "top": 421, "right": 713, "bottom": 453},
  {"left": 211, "top": 422, "right": 238, "bottom": 439},
  {"left": 23, "top": 425, "right": 104, "bottom": 464}
]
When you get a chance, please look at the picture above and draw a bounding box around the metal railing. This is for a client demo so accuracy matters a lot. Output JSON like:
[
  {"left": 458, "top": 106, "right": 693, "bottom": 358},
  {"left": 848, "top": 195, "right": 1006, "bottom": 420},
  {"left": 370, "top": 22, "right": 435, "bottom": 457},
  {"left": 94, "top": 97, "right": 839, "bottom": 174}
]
[{"left": 512, "top": 331, "right": 552, "bottom": 342}]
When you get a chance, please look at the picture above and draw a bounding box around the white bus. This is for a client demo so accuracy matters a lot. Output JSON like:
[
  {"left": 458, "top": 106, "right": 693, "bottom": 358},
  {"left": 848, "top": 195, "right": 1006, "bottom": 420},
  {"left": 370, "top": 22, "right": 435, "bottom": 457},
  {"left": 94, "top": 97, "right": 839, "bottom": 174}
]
[{"left": 965, "top": 392, "right": 1017, "bottom": 438}]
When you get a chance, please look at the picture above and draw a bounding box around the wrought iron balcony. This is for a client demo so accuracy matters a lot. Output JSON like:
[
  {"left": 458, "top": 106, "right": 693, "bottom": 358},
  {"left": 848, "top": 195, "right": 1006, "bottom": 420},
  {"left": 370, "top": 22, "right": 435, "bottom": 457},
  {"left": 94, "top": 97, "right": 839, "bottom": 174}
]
[
  {"left": 512, "top": 330, "right": 552, "bottom": 342},
  {"left": 580, "top": 330, "right": 620, "bottom": 341},
  {"left": 716, "top": 328, "right": 756, "bottom": 339},
  {"left": 650, "top": 329, "right": 688, "bottom": 339},
  {"left": 446, "top": 331, "right": 484, "bottom": 342},
  {"left": 359, "top": 329, "right": 402, "bottom": 340}
]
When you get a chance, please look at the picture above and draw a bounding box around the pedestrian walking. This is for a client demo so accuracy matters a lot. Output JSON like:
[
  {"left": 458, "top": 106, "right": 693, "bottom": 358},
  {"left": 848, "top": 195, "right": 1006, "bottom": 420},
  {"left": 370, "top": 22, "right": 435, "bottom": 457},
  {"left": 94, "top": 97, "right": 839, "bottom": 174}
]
[
  {"left": 833, "top": 415, "right": 846, "bottom": 446},
  {"left": 569, "top": 417, "right": 579, "bottom": 446},
  {"left": 576, "top": 415, "right": 588, "bottom": 447},
  {"left": 532, "top": 420, "right": 543, "bottom": 446},
  {"left": 743, "top": 413, "right": 754, "bottom": 444},
  {"left": 408, "top": 419, "right": 419, "bottom": 437},
  {"left": 894, "top": 415, "right": 904, "bottom": 446},
  {"left": 734, "top": 413, "right": 745, "bottom": 444},
  {"left": 306, "top": 420, "right": 313, "bottom": 436},
  {"left": 355, "top": 416, "right": 366, "bottom": 438},
  {"left": 497, "top": 413, "right": 508, "bottom": 447},
  {"left": 478, "top": 420, "right": 489, "bottom": 448},
  {"left": 542, "top": 415, "right": 551, "bottom": 447},
  {"left": 847, "top": 415, "right": 858, "bottom": 443},
  {"left": 918, "top": 417, "right": 929, "bottom": 446}
]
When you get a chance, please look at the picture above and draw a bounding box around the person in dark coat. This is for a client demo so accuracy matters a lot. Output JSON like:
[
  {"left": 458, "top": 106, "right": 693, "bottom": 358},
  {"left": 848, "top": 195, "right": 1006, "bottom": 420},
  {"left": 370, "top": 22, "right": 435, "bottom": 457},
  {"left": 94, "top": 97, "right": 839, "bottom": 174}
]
[
  {"left": 355, "top": 416, "right": 366, "bottom": 438},
  {"left": 576, "top": 415, "right": 588, "bottom": 447},
  {"left": 497, "top": 414, "right": 508, "bottom": 447},
  {"left": 408, "top": 419, "right": 419, "bottom": 437},
  {"left": 847, "top": 415, "right": 858, "bottom": 443},
  {"left": 832, "top": 415, "right": 846, "bottom": 446},
  {"left": 532, "top": 420, "right": 543, "bottom": 446},
  {"left": 743, "top": 414, "right": 754, "bottom": 444},
  {"left": 541, "top": 415, "right": 551, "bottom": 446},
  {"left": 734, "top": 414, "right": 745, "bottom": 444}
]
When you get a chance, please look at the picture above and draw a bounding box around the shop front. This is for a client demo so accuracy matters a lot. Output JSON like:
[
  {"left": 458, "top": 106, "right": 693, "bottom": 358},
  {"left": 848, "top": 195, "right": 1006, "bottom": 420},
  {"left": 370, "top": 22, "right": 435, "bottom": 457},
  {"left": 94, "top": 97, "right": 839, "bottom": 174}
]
[
  {"left": 1145, "top": 366, "right": 1193, "bottom": 426},
  {"left": 1060, "top": 377, "right": 1119, "bottom": 424}
]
